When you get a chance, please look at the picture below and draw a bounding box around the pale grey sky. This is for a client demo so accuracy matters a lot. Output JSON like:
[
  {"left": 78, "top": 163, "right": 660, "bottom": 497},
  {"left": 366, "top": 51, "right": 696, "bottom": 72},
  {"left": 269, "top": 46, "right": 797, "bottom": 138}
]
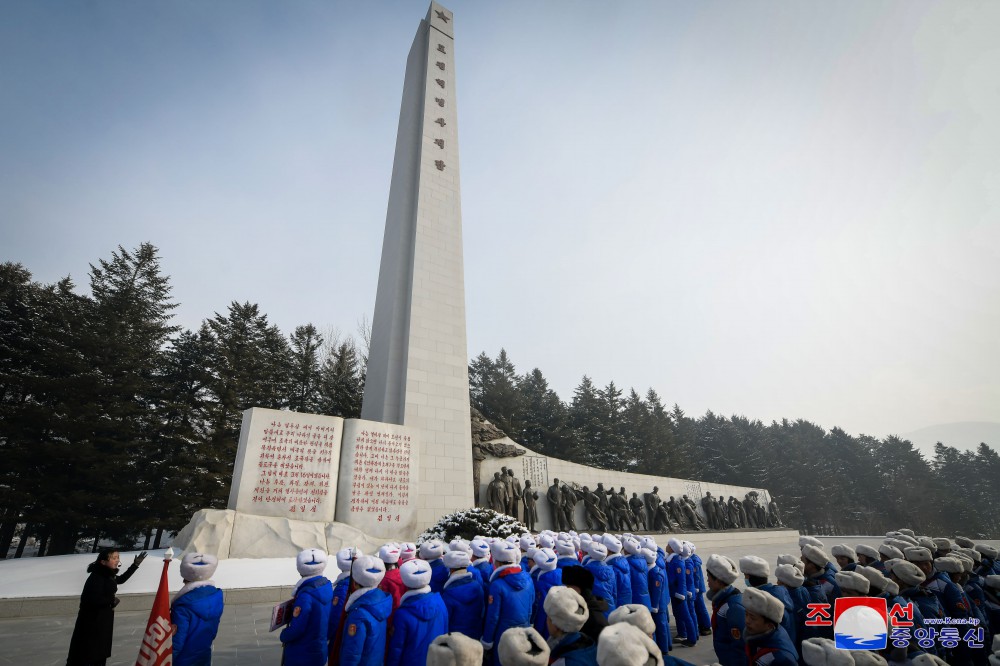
[{"left": 2, "top": 1, "right": 998, "bottom": 443}]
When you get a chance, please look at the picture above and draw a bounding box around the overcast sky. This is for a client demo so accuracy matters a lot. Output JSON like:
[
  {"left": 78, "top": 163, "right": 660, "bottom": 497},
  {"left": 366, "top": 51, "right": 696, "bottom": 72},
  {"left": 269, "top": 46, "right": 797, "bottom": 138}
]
[{"left": 3, "top": 0, "right": 998, "bottom": 443}]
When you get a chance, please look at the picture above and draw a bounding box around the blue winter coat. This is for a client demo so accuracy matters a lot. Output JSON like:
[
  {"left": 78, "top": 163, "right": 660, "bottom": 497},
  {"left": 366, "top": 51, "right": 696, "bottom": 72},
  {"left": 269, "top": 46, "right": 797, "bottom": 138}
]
[
  {"left": 481, "top": 565, "right": 534, "bottom": 650},
  {"left": 584, "top": 560, "right": 617, "bottom": 614},
  {"left": 339, "top": 588, "right": 393, "bottom": 666},
  {"left": 548, "top": 631, "right": 598, "bottom": 665},
  {"left": 280, "top": 576, "right": 333, "bottom": 666},
  {"left": 607, "top": 555, "right": 632, "bottom": 609},
  {"left": 745, "top": 625, "right": 797, "bottom": 666},
  {"left": 627, "top": 555, "right": 652, "bottom": 610},
  {"left": 171, "top": 585, "right": 224, "bottom": 666},
  {"left": 648, "top": 562, "right": 669, "bottom": 614},
  {"left": 924, "top": 571, "right": 972, "bottom": 618},
  {"left": 530, "top": 567, "right": 562, "bottom": 638},
  {"left": 472, "top": 560, "right": 493, "bottom": 595},
  {"left": 691, "top": 554, "right": 707, "bottom": 593},
  {"left": 327, "top": 575, "right": 351, "bottom": 652},
  {"left": 758, "top": 583, "right": 796, "bottom": 645},
  {"left": 557, "top": 556, "right": 579, "bottom": 570},
  {"left": 710, "top": 586, "right": 746, "bottom": 666},
  {"left": 385, "top": 590, "right": 449, "bottom": 666},
  {"left": 442, "top": 572, "right": 485, "bottom": 640},
  {"left": 429, "top": 558, "right": 449, "bottom": 593},
  {"left": 667, "top": 554, "right": 687, "bottom": 602}
]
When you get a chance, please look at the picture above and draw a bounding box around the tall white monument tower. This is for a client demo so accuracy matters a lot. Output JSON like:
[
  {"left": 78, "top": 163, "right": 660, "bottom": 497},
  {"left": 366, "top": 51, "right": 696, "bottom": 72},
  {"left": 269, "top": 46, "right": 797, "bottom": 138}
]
[{"left": 362, "top": 2, "right": 474, "bottom": 528}]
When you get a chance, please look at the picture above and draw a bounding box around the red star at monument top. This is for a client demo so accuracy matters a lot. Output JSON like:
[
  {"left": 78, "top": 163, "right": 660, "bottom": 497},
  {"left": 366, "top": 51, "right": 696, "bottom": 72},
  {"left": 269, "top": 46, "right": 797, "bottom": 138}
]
[{"left": 435, "top": 10, "right": 449, "bottom": 23}]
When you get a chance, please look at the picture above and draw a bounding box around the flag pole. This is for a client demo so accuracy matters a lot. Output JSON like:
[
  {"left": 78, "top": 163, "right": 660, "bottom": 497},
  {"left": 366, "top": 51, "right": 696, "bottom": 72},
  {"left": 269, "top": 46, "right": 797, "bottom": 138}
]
[{"left": 135, "top": 549, "right": 174, "bottom": 666}]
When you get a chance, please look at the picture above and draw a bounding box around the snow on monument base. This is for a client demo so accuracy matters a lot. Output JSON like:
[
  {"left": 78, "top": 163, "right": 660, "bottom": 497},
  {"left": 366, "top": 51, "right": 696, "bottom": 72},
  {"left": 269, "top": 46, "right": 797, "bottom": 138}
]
[{"left": 172, "top": 509, "right": 388, "bottom": 559}]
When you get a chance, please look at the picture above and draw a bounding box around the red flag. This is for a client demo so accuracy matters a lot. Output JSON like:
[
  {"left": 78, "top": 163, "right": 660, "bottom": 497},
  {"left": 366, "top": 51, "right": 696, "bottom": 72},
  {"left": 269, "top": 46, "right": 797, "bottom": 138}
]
[{"left": 136, "top": 555, "right": 173, "bottom": 666}]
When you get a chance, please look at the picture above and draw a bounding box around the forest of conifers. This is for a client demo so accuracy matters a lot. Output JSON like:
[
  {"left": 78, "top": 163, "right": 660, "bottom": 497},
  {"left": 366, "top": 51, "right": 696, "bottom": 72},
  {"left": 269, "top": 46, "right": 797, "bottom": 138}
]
[{"left": 1, "top": 244, "right": 996, "bottom": 557}]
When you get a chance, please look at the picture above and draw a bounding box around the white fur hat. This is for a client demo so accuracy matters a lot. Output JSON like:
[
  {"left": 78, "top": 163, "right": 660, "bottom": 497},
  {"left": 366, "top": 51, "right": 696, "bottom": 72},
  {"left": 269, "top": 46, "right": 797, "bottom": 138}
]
[
  {"left": 910, "top": 655, "right": 949, "bottom": 666},
  {"left": 426, "top": 632, "right": 483, "bottom": 666},
  {"left": 801, "top": 637, "right": 855, "bottom": 666},
  {"left": 544, "top": 586, "right": 589, "bottom": 633},
  {"left": 443, "top": 550, "right": 471, "bottom": 570},
  {"left": 799, "top": 535, "right": 824, "bottom": 550},
  {"left": 596, "top": 622, "right": 664, "bottom": 666},
  {"left": 878, "top": 543, "right": 904, "bottom": 560},
  {"left": 884, "top": 579, "right": 899, "bottom": 596},
  {"left": 855, "top": 565, "right": 889, "bottom": 593},
  {"left": 835, "top": 571, "right": 870, "bottom": 594},
  {"left": 932, "top": 538, "right": 952, "bottom": 551},
  {"left": 904, "top": 547, "right": 932, "bottom": 563},
  {"left": 802, "top": 545, "right": 831, "bottom": 568},
  {"left": 470, "top": 539, "right": 490, "bottom": 559},
  {"left": 587, "top": 542, "right": 609, "bottom": 562},
  {"left": 776, "top": 563, "right": 804, "bottom": 588},
  {"left": 533, "top": 547, "right": 559, "bottom": 572},
  {"left": 497, "top": 626, "right": 549, "bottom": 666},
  {"left": 556, "top": 540, "right": 577, "bottom": 558},
  {"left": 933, "top": 557, "right": 963, "bottom": 574},
  {"left": 506, "top": 534, "right": 519, "bottom": 544},
  {"left": 856, "top": 544, "right": 879, "bottom": 561},
  {"left": 706, "top": 554, "right": 739, "bottom": 585},
  {"left": 336, "top": 547, "right": 361, "bottom": 572},
  {"left": 897, "top": 528, "right": 915, "bottom": 538},
  {"left": 743, "top": 586, "right": 784, "bottom": 625},
  {"left": 603, "top": 534, "right": 623, "bottom": 554},
  {"left": 449, "top": 539, "right": 472, "bottom": 554},
  {"left": 180, "top": 553, "right": 218, "bottom": 582},
  {"left": 519, "top": 534, "right": 537, "bottom": 551},
  {"left": 776, "top": 553, "right": 799, "bottom": 568},
  {"left": 400, "top": 558, "right": 433, "bottom": 589},
  {"left": 400, "top": 542, "right": 417, "bottom": 563},
  {"left": 850, "top": 651, "right": 888, "bottom": 666},
  {"left": 622, "top": 536, "right": 641, "bottom": 556},
  {"left": 895, "top": 534, "right": 919, "bottom": 546},
  {"left": 296, "top": 549, "right": 328, "bottom": 577},
  {"left": 974, "top": 543, "right": 998, "bottom": 559},
  {"left": 538, "top": 533, "right": 556, "bottom": 549},
  {"left": 892, "top": 560, "right": 926, "bottom": 587},
  {"left": 609, "top": 603, "right": 655, "bottom": 635},
  {"left": 580, "top": 533, "right": 593, "bottom": 543},
  {"left": 491, "top": 539, "right": 520, "bottom": 564},
  {"left": 351, "top": 555, "right": 386, "bottom": 588},
  {"left": 739, "top": 555, "right": 770, "bottom": 578},
  {"left": 954, "top": 535, "right": 975, "bottom": 548},
  {"left": 666, "top": 537, "right": 682, "bottom": 554},
  {"left": 681, "top": 541, "right": 694, "bottom": 557},
  {"left": 984, "top": 574, "right": 1000, "bottom": 591},
  {"left": 956, "top": 547, "right": 981, "bottom": 563},
  {"left": 640, "top": 536, "right": 657, "bottom": 551},
  {"left": 378, "top": 543, "right": 401, "bottom": 564},
  {"left": 419, "top": 540, "right": 445, "bottom": 561},
  {"left": 831, "top": 544, "right": 856, "bottom": 561},
  {"left": 641, "top": 548, "right": 657, "bottom": 566},
  {"left": 887, "top": 538, "right": 915, "bottom": 552}
]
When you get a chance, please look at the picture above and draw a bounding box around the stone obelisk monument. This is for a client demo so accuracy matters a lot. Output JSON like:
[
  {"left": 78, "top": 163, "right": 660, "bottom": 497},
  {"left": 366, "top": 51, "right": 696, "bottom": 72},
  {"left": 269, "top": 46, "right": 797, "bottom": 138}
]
[{"left": 361, "top": 2, "right": 474, "bottom": 529}]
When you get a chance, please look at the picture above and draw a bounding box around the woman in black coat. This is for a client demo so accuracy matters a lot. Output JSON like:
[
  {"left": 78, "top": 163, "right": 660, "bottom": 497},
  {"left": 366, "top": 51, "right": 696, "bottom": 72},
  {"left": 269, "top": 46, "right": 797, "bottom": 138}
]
[{"left": 66, "top": 549, "right": 146, "bottom": 666}]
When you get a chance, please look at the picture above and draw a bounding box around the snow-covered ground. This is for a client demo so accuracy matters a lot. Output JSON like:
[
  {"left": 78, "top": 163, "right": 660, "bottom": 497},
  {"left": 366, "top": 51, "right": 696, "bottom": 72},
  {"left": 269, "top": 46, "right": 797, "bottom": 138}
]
[{"left": 0, "top": 549, "right": 302, "bottom": 598}]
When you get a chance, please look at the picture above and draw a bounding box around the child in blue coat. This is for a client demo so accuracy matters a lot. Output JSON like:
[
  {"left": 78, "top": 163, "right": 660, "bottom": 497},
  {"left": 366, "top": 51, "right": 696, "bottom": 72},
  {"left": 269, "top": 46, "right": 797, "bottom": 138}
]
[
  {"left": 604, "top": 535, "right": 633, "bottom": 610},
  {"left": 583, "top": 542, "right": 617, "bottom": 616},
  {"left": 386, "top": 559, "right": 449, "bottom": 666},
  {"left": 280, "top": 549, "right": 333, "bottom": 666},
  {"left": 440, "top": 549, "right": 485, "bottom": 640},
  {"left": 528, "top": 547, "right": 562, "bottom": 638},
  {"left": 327, "top": 546, "right": 360, "bottom": 659},
  {"left": 339, "top": 555, "right": 393, "bottom": 666},
  {"left": 470, "top": 538, "right": 494, "bottom": 595},
  {"left": 171, "top": 553, "right": 224, "bottom": 666},
  {"left": 419, "top": 540, "right": 449, "bottom": 593},
  {"left": 624, "top": 537, "right": 652, "bottom": 611},
  {"left": 481, "top": 540, "right": 534, "bottom": 666}
]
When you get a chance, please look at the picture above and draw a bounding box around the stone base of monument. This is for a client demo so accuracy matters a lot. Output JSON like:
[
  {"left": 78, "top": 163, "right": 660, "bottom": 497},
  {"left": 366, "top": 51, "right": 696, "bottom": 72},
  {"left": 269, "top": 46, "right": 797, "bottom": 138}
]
[{"left": 172, "top": 509, "right": 387, "bottom": 559}]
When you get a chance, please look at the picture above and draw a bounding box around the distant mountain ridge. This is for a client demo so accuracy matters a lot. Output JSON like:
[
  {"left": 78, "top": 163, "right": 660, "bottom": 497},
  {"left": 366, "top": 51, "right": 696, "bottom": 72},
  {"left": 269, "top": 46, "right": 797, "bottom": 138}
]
[{"left": 900, "top": 421, "right": 1000, "bottom": 458}]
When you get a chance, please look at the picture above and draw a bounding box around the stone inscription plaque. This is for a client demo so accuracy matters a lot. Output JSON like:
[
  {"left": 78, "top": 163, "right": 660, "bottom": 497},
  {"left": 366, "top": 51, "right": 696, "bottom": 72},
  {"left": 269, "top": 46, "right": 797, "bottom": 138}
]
[
  {"left": 335, "top": 419, "right": 419, "bottom": 538},
  {"left": 227, "top": 408, "right": 343, "bottom": 522},
  {"left": 522, "top": 456, "right": 549, "bottom": 491}
]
